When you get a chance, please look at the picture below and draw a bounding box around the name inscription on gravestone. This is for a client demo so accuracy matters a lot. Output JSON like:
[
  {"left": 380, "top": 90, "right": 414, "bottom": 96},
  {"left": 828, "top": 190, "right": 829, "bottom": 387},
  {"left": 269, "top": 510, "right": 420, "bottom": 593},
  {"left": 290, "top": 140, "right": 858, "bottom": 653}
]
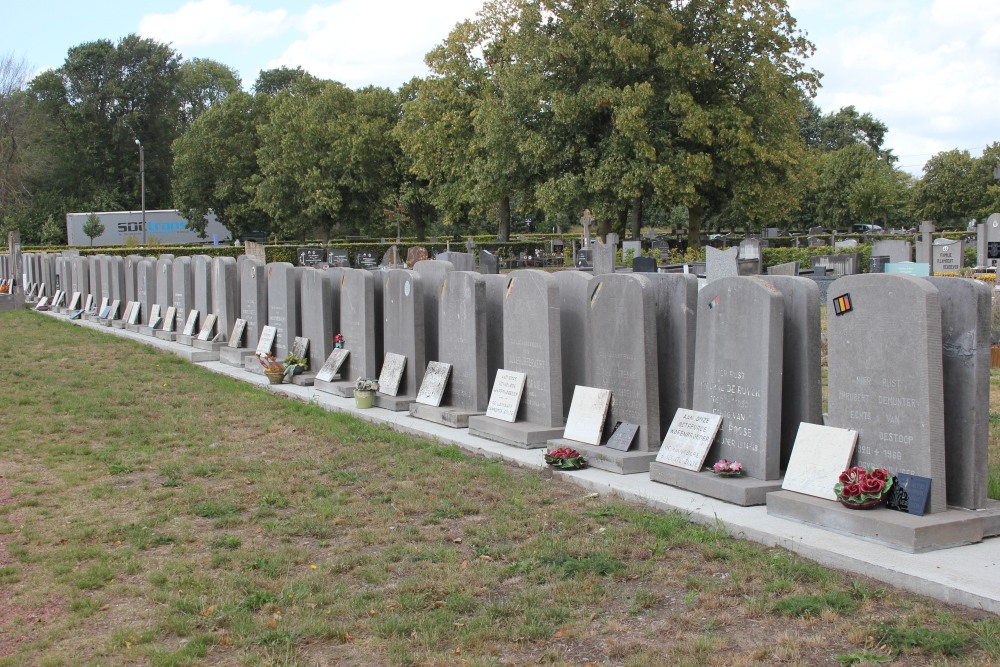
[
  {"left": 198, "top": 314, "right": 218, "bottom": 341},
  {"left": 256, "top": 325, "right": 277, "bottom": 356},
  {"left": 378, "top": 352, "right": 407, "bottom": 396},
  {"left": 606, "top": 422, "right": 639, "bottom": 452},
  {"left": 485, "top": 370, "right": 526, "bottom": 422},
  {"left": 183, "top": 310, "right": 200, "bottom": 336},
  {"left": 563, "top": 386, "right": 611, "bottom": 446},
  {"left": 229, "top": 319, "right": 247, "bottom": 348},
  {"left": 655, "top": 409, "right": 723, "bottom": 471},
  {"left": 290, "top": 336, "right": 309, "bottom": 359},
  {"left": 163, "top": 306, "right": 177, "bottom": 331},
  {"left": 316, "top": 348, "right": 350, "bottom": 382},
  {"left": 416, "top": 361, "right": 452, "bottom": 407}
]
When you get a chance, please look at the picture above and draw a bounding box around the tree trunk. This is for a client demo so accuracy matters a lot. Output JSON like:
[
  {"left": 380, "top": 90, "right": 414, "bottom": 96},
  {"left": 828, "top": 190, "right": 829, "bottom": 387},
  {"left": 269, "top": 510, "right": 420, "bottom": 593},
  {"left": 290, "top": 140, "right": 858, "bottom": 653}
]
[
  {"left": 628, "top": 197, "right": 642, "bottom": 239},
  {"left": 687, "top": 205, "right": 704, "bottom": 249},
  {"left": 413, "top": 209, "right": 426, "bottom": 241},
  {"left": 498, "top": 196, "right": 510, "bottom": 242}
]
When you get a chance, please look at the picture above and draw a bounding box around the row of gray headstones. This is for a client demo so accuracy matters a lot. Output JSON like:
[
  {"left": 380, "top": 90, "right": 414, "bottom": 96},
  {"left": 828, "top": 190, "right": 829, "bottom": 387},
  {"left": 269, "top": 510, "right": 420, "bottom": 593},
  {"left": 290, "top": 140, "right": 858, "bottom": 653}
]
[{"left": 45, "top": 252, "right": 990, "bottom": 516}]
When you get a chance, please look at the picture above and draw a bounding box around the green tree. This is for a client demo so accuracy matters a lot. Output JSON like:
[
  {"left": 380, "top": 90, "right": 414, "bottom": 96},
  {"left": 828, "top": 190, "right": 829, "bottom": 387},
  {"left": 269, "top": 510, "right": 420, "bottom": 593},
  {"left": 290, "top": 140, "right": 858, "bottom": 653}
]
[
  {"left": 82, "top": 212, "right": 104, "bottom": 245},
  {"left": 253, "top": 67, "right": 308, "bottom": 96},
  {"left": 177, "top": 58, "right": 241, "bottom": 127},
  {"left": 913, "top": 149, "right": 984, "bottom": 226},
  {"left": 0, "top": 52, "right": 45, "bottom": 232},
  {"left": 39, "top": 215, "right": 65, "bottom": 245}
]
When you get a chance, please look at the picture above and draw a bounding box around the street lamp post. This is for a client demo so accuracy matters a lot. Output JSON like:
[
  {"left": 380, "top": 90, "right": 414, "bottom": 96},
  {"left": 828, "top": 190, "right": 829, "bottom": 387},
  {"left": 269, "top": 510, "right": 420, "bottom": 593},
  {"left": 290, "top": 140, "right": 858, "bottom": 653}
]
[{"left": 135, "top": 138, "right": 146, "bottom": 245}]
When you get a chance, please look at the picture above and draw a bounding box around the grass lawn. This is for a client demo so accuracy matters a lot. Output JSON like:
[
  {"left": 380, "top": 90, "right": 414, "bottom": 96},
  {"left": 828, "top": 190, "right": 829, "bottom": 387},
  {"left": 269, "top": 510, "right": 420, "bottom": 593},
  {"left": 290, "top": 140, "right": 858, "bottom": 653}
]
[{"left": 1, "top": 309, "right": 998, "bottom": 666}]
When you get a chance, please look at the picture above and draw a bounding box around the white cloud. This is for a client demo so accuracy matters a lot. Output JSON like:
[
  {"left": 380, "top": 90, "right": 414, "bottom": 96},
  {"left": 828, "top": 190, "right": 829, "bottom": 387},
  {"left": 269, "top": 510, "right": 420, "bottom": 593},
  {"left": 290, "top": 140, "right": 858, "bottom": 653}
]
[
  {"left": 139, "top": 0, "right": 290, "bottom": 49},
  {"left": 266, "top": 0, "right": 486, "bottom": 89}
]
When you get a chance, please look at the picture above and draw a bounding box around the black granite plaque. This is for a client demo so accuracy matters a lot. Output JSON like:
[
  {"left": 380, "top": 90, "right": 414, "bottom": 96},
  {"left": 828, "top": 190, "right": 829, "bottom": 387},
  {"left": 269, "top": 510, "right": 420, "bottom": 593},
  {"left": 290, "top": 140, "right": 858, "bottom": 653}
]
[{"left": 605, "top": 421, "right": 639, "bottom": 452}]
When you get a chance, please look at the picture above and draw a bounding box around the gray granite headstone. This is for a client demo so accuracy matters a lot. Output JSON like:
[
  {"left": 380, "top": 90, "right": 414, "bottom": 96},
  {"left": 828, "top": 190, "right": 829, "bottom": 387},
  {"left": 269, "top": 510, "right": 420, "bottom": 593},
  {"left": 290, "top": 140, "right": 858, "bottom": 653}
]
[
  {"left": 931, "top": 238, "right": 964, "bottom": 274},
  {"left": 632, "top": 256, "right": 657, "bottom": 273},
  {"left": 437, "top": 271, "right": 488, "bottom": 411},
  {"left": 339, "top": 268, "right": 381, "bottom": 383},
  {"left": 413, "top": 259, "right": 453, "bottom": 362},
  {"left": 380, "top": 269, "right": 425, "bottom": 399},
  {"left": 211, "top": 257, "right": 239, "bottom": 340},
  {"left": 436, "top": 252, "right": 475, "bottom": 271},
  {"left": 926, "top": 277, "right": 990, "bottom": 509},
  {"left": 592, "top": 239, "right": 616, "bottom": 276},
  {"left": 124, "top": 255, "right": 141, "bottom": 305},
  {"left": 552, "top": 271, "right": 592, "bottom": 420},
  {"left": 705, "top": 246, "right": 738, "bottom": 282},
  {"left": 109, "top": 256, "right": 126, "bottom": 307},
  {"left": 240, "top": 258, "right": 268, "bottom": 348},
  {"left": 478, "top": 249, "right": 499, "bottom": 274},
  {"left": 300, "top": 267, "right": 339, "bottom": 373},
  {"left": 136, "top": 259, "right": 157, "bottom": 325},
  {"left": 99, "top": 256, "right": 112, "bottom": 302},
  {"left": 761, "top": 275, "right": 823, "bottom": 469},
  {"left": 645, "top": 274, "right": 699, "bottom": 436},
  {"left": 480, "top": 273, "right": 507, "bottom": 388},
  {"left": 192, "top": 255, "right": 213, "bottom": 319},
  {"left": 826, "top": 274, "right": 947, "bottom": 513},
  {"left": 88, "top": 256, "right": 101, "bottom": 305},
  {"left": 872, "top": 240, "right": 912, "bottom": 264},
  {"left": 172, "top": 256, "right": 194, "bottom": 326},
  {"left": 767, "top": 261, "right": 799, "bottom": 276},
  {"left": 72, "top": 256, "right": 90, "bottom": 300},
  {"left": 980, "top": 213, "right": 1000, "bottom": 268},
  {"left": 692, "top": 277, "right": 784, "bottom": 480},
  {"left": 266, "top": 262, "right": 301, "bottom": 359},
  {"left": 155, "top": 256, "right": 173, "bottom": 312}
]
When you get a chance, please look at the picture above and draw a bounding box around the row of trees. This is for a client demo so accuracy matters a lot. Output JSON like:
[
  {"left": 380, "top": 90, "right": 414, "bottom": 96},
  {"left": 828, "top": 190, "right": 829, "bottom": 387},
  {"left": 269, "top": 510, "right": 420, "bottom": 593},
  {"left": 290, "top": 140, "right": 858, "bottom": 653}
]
[{"left": 1, "top": 0, "right": 998, "bottom": 247}]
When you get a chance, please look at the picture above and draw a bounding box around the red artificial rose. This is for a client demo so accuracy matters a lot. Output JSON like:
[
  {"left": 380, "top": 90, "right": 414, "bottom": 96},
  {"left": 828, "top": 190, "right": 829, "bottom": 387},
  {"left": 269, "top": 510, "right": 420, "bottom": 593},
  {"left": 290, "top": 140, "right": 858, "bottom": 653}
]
[
  {"left": 869, "top": 468, "right": 889, "bottom": 482},
  {"left": 838, "top": 471, "right": 852, "bottom": 483},
  {"left": 842, "top": 483, "right": 862, "bottom": 498},
  {"left": 860, "top": 477, "right": 885, "bottom": 494}
]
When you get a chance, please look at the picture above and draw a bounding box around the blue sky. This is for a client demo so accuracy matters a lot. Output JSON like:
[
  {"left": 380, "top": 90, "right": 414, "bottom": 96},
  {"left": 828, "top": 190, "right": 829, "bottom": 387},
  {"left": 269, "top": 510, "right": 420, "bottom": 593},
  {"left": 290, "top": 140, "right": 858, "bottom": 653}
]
[{"left": 7, "top": 0, "right": 999, "bottom": 177}]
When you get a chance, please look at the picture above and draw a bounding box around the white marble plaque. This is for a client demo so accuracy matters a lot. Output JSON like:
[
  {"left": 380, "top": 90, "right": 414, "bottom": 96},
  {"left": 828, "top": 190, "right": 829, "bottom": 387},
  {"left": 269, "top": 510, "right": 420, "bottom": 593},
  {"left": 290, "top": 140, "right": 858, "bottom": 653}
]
[
  {"left": 109, "top": 299, "right": 121, "bottom": 319},
  {"left": 197, "top": 314, "right": 218, "bottom": 341},
  {"left": 655, "top": 409, "right": 723, "bottom": 471},
  {"left": 485, "top": 370, "right": 526, "bottom": 422},
  {"left": 182, "top": 310, "right": 200, "bottom": 336},
  {"left": 69, "top": 292, "right": 82, "bottom": 310},
  {"left": 149, "top": 315, "right": 163, "bottom": 330},
  {"left": 84, "top": 294, "right": 95, "bottom": 312},
  {"left": 149, "top": 304, "right": 161, "bottom": 322},
  {"left": 127, "top": 302, "right": 141, "bottom": 325},
  {"left": 781, "top": 422, "right": 859, "bottom": 500},
  {"left": 316, "top": 348, "right": 350, "bottom": 382},
  {"left": 98, "top": 297, "right": 109, "bottom": 313},
  {"left": 415, "top": 361, "right": 452, "bottom": 406},
  {"left": 163, "top": 306, "right": 177, "bottom": 332},
  {"left": 563, "top": 385, "right": 612, "bottom": 446},
  {"left": 228, "top": 319, "right": 247, "bottom": 348},
  {"left": 378, "top": 352, "right": 407, "bottom": 396},
  {"left": 290, "top": 336, "right": 310, "bottom": 359},
  {"left": 35, "top": 296, "right": 50, "bottom": 309},
  {"left": 256, "top": 325, "right": 277, "bottom": 356}
]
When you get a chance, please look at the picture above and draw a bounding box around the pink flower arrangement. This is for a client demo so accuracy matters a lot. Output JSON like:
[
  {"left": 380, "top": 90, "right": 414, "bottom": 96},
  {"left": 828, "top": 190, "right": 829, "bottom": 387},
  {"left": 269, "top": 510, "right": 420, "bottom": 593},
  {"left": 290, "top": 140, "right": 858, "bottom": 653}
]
[{"left": 712, "top": 459, "right": 744, "bottom": 477}]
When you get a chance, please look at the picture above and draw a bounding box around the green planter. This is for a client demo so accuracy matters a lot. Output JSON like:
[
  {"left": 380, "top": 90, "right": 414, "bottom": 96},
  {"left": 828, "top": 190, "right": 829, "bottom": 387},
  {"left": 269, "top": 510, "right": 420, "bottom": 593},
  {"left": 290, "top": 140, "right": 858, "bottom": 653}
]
[{"left": 354, "top": 389, "right": 374, "bottom": 409}]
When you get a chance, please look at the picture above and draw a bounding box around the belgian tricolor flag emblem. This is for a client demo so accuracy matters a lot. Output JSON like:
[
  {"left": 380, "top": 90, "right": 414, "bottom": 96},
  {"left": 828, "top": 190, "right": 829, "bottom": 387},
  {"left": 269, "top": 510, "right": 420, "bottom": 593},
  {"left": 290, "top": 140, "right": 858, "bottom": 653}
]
[{"left": 833, "top": 293, "right": 853, "bottom": 316}]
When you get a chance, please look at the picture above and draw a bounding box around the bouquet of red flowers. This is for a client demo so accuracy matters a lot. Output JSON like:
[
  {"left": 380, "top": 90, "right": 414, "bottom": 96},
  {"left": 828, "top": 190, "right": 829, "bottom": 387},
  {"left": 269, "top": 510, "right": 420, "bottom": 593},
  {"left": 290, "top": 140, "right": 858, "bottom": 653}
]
[
  {"left": 834, "top": 466, "right": 893, "bottom": 507},
  {"left": 544, "top": 447, "right": 587, "bottom": 470}
]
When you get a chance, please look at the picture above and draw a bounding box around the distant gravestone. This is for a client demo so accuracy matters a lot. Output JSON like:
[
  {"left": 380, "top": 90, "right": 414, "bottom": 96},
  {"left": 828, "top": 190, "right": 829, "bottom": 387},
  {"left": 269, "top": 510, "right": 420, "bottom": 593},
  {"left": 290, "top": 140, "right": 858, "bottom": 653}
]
[
  {"left": 296, "top": 247, "right": 325, "bottom": 266},
  {"left": 240, "top": 259, "right": 268, "bottom": 348},
  {"left": 562, "top": 386, "right": 611, "bottom": 445},
  {"left": 632, "top": 256, "right": 657, "bottom": 273},
  {"left": 872, "top": 239, "right": 912, "bottom": 264},
  {"left": 655, "top": 409, "right": 723, "bottom": 471},
  {"left": 266, "top": 263, "right": 301, "bottom": 359},
  {"left": 436, "top": 251, "right": 475, "bottom": 271},
  {"left": 767, "top": 261, "right": 799, "bottom": 276},
  {"left": 705, "top": 246, "right": 738, "bottom": 282},
  {"left": 592, "top": 239, "right": 616, "bottom": 276},
  {"left": 244, "top": 240, "right": 266, "bottom": 264},
  {"left": 415, "top": 361, "right": 452, "bottom": 406},
  {"left": 834, "top": 239, "right": 859, "bottom": 248},
  {"left": 869, "top": 255, "right": 890, "bottom": 273},
  {"left": 811, "top": 254, "right": 859, "bottom": 277},
  {"left": 931, "top": 238, "right": 964, "bottom": 274},
  {"left": 826, "top": 274, "right": 947, "bottom": 513},
  {"left": 406, "top": 246, "right": 429, "bottom": 266},
  {"left": 927, "top": 277, "right": 990, "bottom": 509},
  {"left": 781, "top": 423, "right": 859, "bottom": 500},
  {"left": 484, "top": 370, "right": 526, "bottom": 422},
  {"left": 327, "top": 248, "right": 349, "bottom": 267},
  {"left": 355, "top": 251, "right": 377, "bottom": 269},
  {"left": 694, "top": 277, "right": 784, "bottom": 480},
  {"left": 980, "top": 213, "right": 1000, "bottom": 267},
  {"left": 478, "top": 249, "right": 499, "bottom": 274}
]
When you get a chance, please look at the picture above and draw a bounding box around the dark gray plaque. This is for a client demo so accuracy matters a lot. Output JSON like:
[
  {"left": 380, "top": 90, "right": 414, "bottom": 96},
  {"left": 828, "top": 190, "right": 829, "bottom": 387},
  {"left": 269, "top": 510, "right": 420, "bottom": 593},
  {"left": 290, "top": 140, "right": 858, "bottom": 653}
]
[
  {"left": 229, "top": 319, "right": 247, "bottom": 348},
  {"left": 296, "top": 247, "right": 325, "bottom": 266},
  {"left": 256, "top": 325, "right": 277, "bottom": 356},
  {"left": 182, "top": 310, "right": 200, "bottom": 336},
  {"left": 316, "top": 348, "right": 349, "bottom": 382},
  {"left": 887, "top": 473, "right": 931, "bottom": 517},
  {"left": 605, "top": 422, "right": 639, "bottom": 452},
  {"left": 197, "top": 314, "right": 218, "bottom": 341},
  {"left": 415, "top": 361, "right": 452, "bottom": 407}
]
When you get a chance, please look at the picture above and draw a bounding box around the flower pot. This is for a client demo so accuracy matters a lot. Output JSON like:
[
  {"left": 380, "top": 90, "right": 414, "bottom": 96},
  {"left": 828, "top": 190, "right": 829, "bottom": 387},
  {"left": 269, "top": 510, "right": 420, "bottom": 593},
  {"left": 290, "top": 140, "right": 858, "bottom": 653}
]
[
  {"left": 264, "top": 369, "right": 284, "bottom": 385},
  {"left": 354, "top": 389, "right": 374, "bottom": 409},
  {"left": 838, "top": 497, "right": 885, "bottom": 510}
]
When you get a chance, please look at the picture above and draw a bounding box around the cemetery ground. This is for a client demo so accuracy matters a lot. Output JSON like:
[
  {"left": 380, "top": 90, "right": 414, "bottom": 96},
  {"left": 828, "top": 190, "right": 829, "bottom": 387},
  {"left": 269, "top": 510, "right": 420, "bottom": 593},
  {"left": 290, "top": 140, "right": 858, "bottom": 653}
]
[{"left": 1, "top": 312, "right": 999, "bottom": 667}]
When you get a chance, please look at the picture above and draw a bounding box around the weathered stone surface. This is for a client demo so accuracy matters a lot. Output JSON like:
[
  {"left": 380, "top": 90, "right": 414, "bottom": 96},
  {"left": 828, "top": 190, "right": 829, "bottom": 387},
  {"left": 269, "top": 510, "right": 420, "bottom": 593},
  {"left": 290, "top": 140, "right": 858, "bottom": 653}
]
[
  {"left": 592, "top": 239, "right": 616, "bottom": 275},
  {"left": 480, "top": 273, "right": 507, "bottom": 388},
  {"left": 872, "top": 240, "right": 912, "bottom": 264},
  {"left": 211, "top": 257, "right": 238, "bottom": 339},
  {"left": 192, "top": 255, "right": 213, "bottom": 320},
  {"left": 155, "top": 257, "right": 173, "bottom": 312},
  {"left": 413, "top": 259, "right": 453, "bottom": 362},
  {"left": 240, "top": 258, "right": 268, "bottom": 348},
  {"left": 645, "top": 273, "right": 699, "bottom": 437},
  {"left": 338, "top": 268, "right": 381, "bottom": 383},
  {"left": 380, "top": 268, "right": 425, "bottom": 399},
  {"left": 705, "top": 246, "right": 738, "bottom": 282},
  {"left": 300, "top": 267, "right": 339, "bottom": 373},
  {"left": 826, "top": 274, "right": 947, "bottom": 513},
  {"left": 552, "top": 271, "right": 592, "bottom": 420},
  {"left": 136, "top": 258, "right": 157, "bottom": 325},
  {"left": 266, "top": 263, "right": 301, "bottom": 359},
  {"left": 172, "top": 256, "right": 194, "bottom": 326},
  {"left": 438, "top": 271, "right": 488, "bottom": 411}
]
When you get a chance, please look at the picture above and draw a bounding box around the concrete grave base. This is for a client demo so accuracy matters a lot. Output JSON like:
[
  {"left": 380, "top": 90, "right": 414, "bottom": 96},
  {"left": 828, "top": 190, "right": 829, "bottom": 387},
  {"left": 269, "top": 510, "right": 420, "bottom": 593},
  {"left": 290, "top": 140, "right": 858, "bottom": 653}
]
[
  {"left": 767, "top": 490, "right": 998, "bottom": 553},
  {"left": 97, "top": 319, "right": 113, "bottom": 328},
  {"left": 0, "top": 294, "right": 24, "bottom": 311},
  {"left": 468, "top": 415, "right": 564, "bottom": 449},
  {"left": 288, "top": 372, "right": 316, "bottom": 387},
  {"left": 550, "top": 440, "right": 658, "bottom": 474},
  {"left": 176, "top": 334, "right": 194, "bottom": 346},
  {"left": 219, "top": 346, "right": 255, "bottom": 367},
  {"left": 111, "top": 320, "right": 126, "bottom": 329},
  {"left": 243, "top": 357, "right": 264, "bottom": 375},
  {"left": 192, "top": 339, "right": 225, "bottom": 352},
  {"left": 138, "top": 326, "right": 157, "bottom": 337},
  {"left": 409, "top": 403, "right": 483, "bottom": 429},
  {"left": 170, "top": 346, "right": 220, "bottom": 363},
  {"left": 153, "top": 330, "right": 177, "bottom": 342},
  {"left": 125, "top": 324, "right": 141, "bottom": 333},
  {"left": 374, "top": 393, "right": 415, "bottom": 412},
  {"left": 649, "top": 462, "right": 782, "bottom": 506},
  {"left": 312, "top": 378, "right": 348, "bottom": 396}
]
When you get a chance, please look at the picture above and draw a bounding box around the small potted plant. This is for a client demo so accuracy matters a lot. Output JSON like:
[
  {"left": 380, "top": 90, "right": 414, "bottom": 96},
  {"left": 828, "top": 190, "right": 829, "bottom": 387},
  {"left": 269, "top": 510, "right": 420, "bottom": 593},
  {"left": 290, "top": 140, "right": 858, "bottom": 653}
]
[
  {"left": 354, "top": 377, "right": 379, "bottom": 408},
  {"left": 711, "top": 459, "right": 744, "bottom": 478},
  {"left": 835, "top": 466, "right": 893, "bottom": 509},
  {"left": 333, "top": 333, "right": 345, "bottom": 349},
  {"left": 283, "top": 353, "right": 308, "bottom": 377},
  {"left": 544, "top": 447, "right": 587, "bottom": 470},
  {"left": 257, "top": 353, "right": 286, "bottom": 384}
]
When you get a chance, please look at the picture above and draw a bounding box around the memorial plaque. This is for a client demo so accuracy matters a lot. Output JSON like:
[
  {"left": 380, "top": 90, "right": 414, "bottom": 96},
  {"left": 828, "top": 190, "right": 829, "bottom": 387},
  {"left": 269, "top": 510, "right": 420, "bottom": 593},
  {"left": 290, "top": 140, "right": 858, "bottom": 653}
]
[
  {"left": 655, "top": 409, "right": 723, "bottom": 471},
  {"left": 241, "top": 259, "right": 268, "bottom": 346},
  {"left": 98, "top": 304, "right": 111, "bottom": 319},
  {"left": 378, "top": 352, "right": 407, "bottom": 396},
  {"left": 290, "top": 336, "right": 309, "bottom": 359},
  {"left": 128, "top": 302, "right": 141, "bottom": 325},
  {"left": 296, "top": 247, "right": 325, "bottom": 266},
  {"left": 98, "top": 296, "right": 109, "bottom": 314},
  {"left": 605, "top": 421, "right": 639, "bottom": 452},
  {"left": 780, "top": 423, "right": 858, "bottom": 501},
  {"left": 69, "top": 292, "right": 82, "bottom": 310},
  {"left": 827, "top": 274, "right": 947, "bottom": 513},
  {"left": 198, "top": 314, "right": 218, "bottom": 341},
  {"left": 109, "top": 299, "right": 121, "bottom": 320},
  {"left": 163, "top": 306, "right": 178, "bottom": 332},
  {"left": 35, "top": 296, "right": 50, "bottom": 310},
  {"left": 316, "top": 348, "right": 350, "bottom": 382},
  {"left": 256, "top": 325, "right": 277, "bottom": 356},
  {"left": 327, "top": 249, "right": 349, "bottom": 267},
  {"left": 84, "top": 294, "right": 94, "bottom": 313},
  {"left": 887, "top": 473, "right": 931, "bottom": 516},
  {"left": 182, "top": 310, "right": 200, "bottom": 336},
  {"left": 415, "top": 361, "right": 452, "bottom": 407},
  {"left": 228, "top": 319, "right": 247, "bottom": 349},
  {"left": 149, "top": 304, "right": 161, "bottom": 323},
  {"left": 562, "top": 386, "right": 611, "bottom": 446},
  {"left": 149, "top": 314, "right": 163, "bottom": 330},
  {"left": 485, "top": 369, "right": 526, "bottom": 422}
]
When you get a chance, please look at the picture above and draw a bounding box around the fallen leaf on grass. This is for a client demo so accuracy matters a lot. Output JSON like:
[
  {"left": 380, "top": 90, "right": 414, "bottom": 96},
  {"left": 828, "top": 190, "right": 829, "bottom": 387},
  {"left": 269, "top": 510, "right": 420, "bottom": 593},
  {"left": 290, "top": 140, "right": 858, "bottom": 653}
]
[
  {"left": 461, "top": 560, "right": 468, "bottom": 568},
  {"left": 553, "top": 628, "right": 564, "bottom": 638},
  {"left": 199, "top": 605, "right": 216, "bottom": 616},
  {"left": 344, "top": 632, "right": 355, "bottom": 642},
  {"left": 368, "top": 609, "right": 377, "bottom": 617},
  {"left": 432, "top": 601, "right": 445, "bottom": 608},
  {"left": 479, "top": 555, "right": 493, "bottom": 561},
  {"left": 453, "top": 648, "right": 461, "bottom": 655}
]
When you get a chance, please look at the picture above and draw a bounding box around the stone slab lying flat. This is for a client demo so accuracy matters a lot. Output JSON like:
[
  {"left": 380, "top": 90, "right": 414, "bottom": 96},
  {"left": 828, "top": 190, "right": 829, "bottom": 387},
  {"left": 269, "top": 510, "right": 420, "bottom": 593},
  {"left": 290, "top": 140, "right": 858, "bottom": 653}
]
[
  {"left": 767, "top": 490, "right": 985, "bottom": 553},
  {"left": 218, "top": 346, "right": 254, "bottom": 367},
  {"left": 171, "top": 346, "right": 220, "bottom": 363},
  {"left": 192, "top": 339, "right": 225, "bottom": 352},
  {"left": 288, "top": 372, "right": 316, "bottom": 387},
  {"left": 549, "top": 440, "right": 657, "bottom": 474},
  {"left": 649, "top": 461, "right": 782, "bottom": 506},
  {"left": 468, "top": 415, "right": 564, "bottom": 449},
  {"left": 409, "top": 403, "right": 483, "bottom": 429},
  {"left": 374, "top": 393, "right": 415, "bottom": 412}
]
